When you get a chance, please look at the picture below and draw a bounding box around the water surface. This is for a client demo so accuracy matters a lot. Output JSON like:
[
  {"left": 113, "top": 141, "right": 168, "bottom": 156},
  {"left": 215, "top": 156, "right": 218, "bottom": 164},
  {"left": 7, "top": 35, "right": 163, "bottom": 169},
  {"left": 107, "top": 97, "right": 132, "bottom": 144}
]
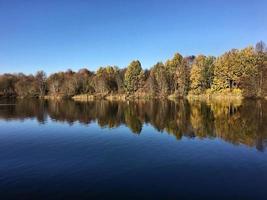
[{"left": 0, "top": 99, "right": 267, "bottom": 199}]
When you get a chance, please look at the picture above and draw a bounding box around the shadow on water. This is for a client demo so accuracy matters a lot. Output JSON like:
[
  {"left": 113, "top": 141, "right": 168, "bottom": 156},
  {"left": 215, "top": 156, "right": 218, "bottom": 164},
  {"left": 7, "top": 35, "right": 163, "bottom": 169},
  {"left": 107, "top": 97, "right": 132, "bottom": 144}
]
[{"left": 0, "top": 98, "right": 267, "bottom": 151}]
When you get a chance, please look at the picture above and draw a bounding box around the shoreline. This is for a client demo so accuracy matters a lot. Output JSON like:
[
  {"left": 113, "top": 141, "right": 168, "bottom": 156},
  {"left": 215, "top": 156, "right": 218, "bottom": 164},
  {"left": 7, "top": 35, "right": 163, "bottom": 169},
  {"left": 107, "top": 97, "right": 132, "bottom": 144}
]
[{"left": 1, "top": 93, "right": 266, "bottom": 102}]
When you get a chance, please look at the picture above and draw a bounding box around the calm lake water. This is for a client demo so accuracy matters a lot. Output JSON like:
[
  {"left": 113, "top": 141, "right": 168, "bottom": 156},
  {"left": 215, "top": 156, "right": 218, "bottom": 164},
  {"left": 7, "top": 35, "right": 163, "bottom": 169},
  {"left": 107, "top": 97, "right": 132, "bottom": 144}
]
[{"left": 0, "top": 99, "right": 267, "bottom": 199}]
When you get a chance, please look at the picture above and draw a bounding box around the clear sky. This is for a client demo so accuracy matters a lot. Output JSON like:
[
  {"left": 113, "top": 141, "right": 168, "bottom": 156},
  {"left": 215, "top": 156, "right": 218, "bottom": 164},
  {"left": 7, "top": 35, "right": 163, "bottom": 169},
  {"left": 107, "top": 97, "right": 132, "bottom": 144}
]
[{"left": 0, "top": 0, "right": 266, "bottom": 74}]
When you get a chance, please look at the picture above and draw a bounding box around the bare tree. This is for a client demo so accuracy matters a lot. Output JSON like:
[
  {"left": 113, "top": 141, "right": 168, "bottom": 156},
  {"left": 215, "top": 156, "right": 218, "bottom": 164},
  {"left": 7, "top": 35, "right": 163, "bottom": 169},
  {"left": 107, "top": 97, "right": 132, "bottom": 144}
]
[
  {"left": 35, "top": 70, "right": 47, "bottom": 97},
  {"left": 256, "top": 41, "right": 266, "bottom": 53}
]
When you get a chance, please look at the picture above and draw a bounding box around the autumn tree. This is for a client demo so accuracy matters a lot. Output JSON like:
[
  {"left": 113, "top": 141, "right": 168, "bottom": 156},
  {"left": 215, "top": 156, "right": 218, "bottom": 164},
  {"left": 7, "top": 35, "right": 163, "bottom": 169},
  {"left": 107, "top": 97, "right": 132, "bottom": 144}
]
[
  {"left": 212, "top": 47, "right": 260, "bottom": 97},
  {"left": 175, "top": 59, "right": 190, "bottom": 96},
  {"left": 0, "top": 74, "right": 17, "bottom": 97},
  {"left": 35, "top": 70, "right": 47, "bottom": 97},
  {"left": 15, "top": 74, "right": 38, "bottom": 98},
  {"left": 147, "top": 62, "right": 169, "bottom": 96},
  {"left": 47, "top": 72, "right": 65, "bottom": 96},
  {"left": 212, "top": 50, "right": 238, "bottom": 91},
  {"left": 165, "top": 53, "right": 183, "bottom": 93},
  {"left": 77, "top": 68, "right": 95, "bottom": 94},
  {"left": 115, "top": 68, "right": 126, "bottom": 93},
  {"left": 62, "top": 72, "right": 80, "bottom": 96},
  {"left": 255, "top": 41, "right": 267, "bottom": 97},
  {"left": 94, "top": 66, "right": 123, "bottom": 94},
  {"left": 238, "top": 47, "right": 261, "bottom": 97},
  {"left": 124, "top": 60, "right": 144, "bottom": 94},
  {"left": 190, "top": 55, "right": 215, "bottom": 94},
  {"left": 1, "top": 42, "right": 267, "bottom": 99}
]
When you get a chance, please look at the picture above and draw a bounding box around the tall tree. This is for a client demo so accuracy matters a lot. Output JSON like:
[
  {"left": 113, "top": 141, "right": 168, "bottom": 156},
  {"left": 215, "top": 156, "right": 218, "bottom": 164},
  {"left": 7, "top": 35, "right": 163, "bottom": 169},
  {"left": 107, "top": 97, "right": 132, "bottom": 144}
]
[
  {"left": 175, "top": 59, "right": 190, "bottom": 96},
  {"left": 212, "top": 47, "right": 260, "bottom": 97},
  {"left": 15, "top": 74, "right": 38, "bottom": 98},
  {"left": 77, "top": 68, "right": 95, "bottom": 94},
  {"left": 165, "top": 53, "right": 183, "bottom": 93},
  {"left": 94, "top": 66, "right": 122, "bottom": 93},
  {"left": 255, "top": 41, "right": 267, "bottom": 97},
  {"left": 256, "top": 41, "right": 266, "bottom": 53},
  {"left": 190, "top": 55, "right": 214, "bottom": 94},
  {"left": 35, "top": 70, "right": 47, "bottom": 97},
  {"left": 0, "top": 74, "right": 17, "bottom": 97},
  {"left": 124, "top": 60, "right": 144, "bottom": 94},
  {"left": 148, "top": 62, "right": 169, "bottom": 96},
  {"left": 47, "top": 72, "right": 65, "bottom": 96}
]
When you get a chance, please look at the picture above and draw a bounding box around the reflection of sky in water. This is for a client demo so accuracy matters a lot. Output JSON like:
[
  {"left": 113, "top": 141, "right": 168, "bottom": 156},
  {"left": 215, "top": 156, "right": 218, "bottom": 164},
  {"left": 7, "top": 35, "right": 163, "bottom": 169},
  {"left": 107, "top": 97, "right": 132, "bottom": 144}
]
[{"left": 0, "top": 117, "right": 267, "bottom": 199}]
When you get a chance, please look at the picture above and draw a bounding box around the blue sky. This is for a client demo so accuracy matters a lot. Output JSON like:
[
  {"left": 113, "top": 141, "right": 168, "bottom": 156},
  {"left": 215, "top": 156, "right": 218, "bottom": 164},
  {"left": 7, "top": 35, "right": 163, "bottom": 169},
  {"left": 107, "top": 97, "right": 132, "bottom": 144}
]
[{"left": 0, "top": 0, "right": 266, "bottom": 74}]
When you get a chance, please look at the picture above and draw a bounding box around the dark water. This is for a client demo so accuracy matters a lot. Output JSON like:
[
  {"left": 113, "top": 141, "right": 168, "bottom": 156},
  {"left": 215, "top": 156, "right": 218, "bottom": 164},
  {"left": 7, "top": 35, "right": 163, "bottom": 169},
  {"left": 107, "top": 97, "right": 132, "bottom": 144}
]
[{"left": 0, "top": 99, "right": 267, "bottom": 199}]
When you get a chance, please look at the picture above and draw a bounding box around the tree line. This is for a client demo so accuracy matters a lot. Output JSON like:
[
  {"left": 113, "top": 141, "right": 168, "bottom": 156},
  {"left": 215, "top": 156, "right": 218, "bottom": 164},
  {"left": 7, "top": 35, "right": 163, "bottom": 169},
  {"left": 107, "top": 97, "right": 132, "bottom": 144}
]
[{"left": 0, "top": 41, "right": 266, "bottom": 99}]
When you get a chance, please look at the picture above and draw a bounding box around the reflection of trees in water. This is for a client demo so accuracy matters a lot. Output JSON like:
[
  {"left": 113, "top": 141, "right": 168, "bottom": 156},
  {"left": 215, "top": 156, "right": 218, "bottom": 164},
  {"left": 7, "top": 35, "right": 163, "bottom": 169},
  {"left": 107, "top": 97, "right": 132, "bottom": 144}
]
[
  {"left": 210, "top": 100, "right": 267, "bottom": 151},
  {"left": 189, "top": 101, "right": 215, "bottom": 138},
  {"left": 0, "top": 99, "right": 267, "bottom": 151},
  {"left": 0, "top": 99, "right": 48, "bottom": 123}
]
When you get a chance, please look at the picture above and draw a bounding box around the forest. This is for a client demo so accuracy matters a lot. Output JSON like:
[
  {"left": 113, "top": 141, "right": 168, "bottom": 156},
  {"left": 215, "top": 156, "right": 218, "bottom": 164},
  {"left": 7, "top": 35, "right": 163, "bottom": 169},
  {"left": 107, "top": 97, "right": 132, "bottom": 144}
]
[{"left": 0, "top": 41, "right": 267, "bottom": 100}]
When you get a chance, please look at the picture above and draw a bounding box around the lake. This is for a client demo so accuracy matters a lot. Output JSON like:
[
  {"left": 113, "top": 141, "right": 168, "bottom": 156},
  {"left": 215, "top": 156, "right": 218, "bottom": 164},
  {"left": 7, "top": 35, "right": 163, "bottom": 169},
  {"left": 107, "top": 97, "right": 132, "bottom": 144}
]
[{"left": 0, "top": 99, "right": 267, "bottom": 199}]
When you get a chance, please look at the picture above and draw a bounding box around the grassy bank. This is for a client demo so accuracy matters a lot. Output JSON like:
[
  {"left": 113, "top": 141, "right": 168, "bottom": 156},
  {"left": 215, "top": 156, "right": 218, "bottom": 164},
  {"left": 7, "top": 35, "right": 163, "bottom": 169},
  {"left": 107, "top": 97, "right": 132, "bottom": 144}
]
[
  {"left": 2, "top": 89, "right": 266, "bottom": 102},
  {"left": 72, "top": 92, "right": 169, "bottom": 101},
  {"left": 186, "top": 89, "right": 244, "bottom": 101},
  {"left": 72, "top": 93, "right": 127, "bottom": 102}
]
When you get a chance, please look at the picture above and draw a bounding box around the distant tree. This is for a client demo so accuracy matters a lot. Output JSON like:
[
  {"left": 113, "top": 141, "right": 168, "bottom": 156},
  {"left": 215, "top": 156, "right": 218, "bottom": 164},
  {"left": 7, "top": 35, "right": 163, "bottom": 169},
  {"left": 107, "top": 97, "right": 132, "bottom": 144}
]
[
  {"left": 204, "top": 56, "right": 215, "bottom": 88},
  {"left": 115, "top": 68, "right": 125, "bottom": 93},
  {"left": 35, "top": 70, "right": 47, "bottom": 97},
  {"left": 175, "top": 59, "right": 190, "bottom": 96},
  {"left": 190, "top": 55, "right": 214, "bottom": 94},
  {"left": 255, "top": 41, "right": 267, "bottom": 97},
  {"left": 47, "top": 72, "right": 65, "bottom": 96},
  {"left": 124, "top": 60, "right": 143, "bottom": 94},
  {"left": 184, "top": 55, "right": 196, "bottom": 67},
  {"left": 63, "top": 72, "right": 80, "bottom": 96},
  {"left": 256, "top": 41, "right": 266, "bottom": 53},
  {"left": 212, "top": 47, "right": 259, "bottom": 97},
  {"left": 0, "top": 74, "right": 17, "bottom": 97},
  {"left": 94, "top": 66, "right": 121, "bottom": 93},
  {"left": 77, "top": 68, "right": 95, "bottom": 94},
  {"left": 165, "top": 53, "right": 183, "bottom": 93},
  {"left": 212, "top": 49, "right": 239, "bottom": 91},
  {"left": 15, "top": 74, "right": 38, "bottom": 98},
  {"left": 77, "top": 68, "right": 91, "bottom": 76},
  {"left": 148, "top": 62, "right": 169, "bottom": 96}
]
